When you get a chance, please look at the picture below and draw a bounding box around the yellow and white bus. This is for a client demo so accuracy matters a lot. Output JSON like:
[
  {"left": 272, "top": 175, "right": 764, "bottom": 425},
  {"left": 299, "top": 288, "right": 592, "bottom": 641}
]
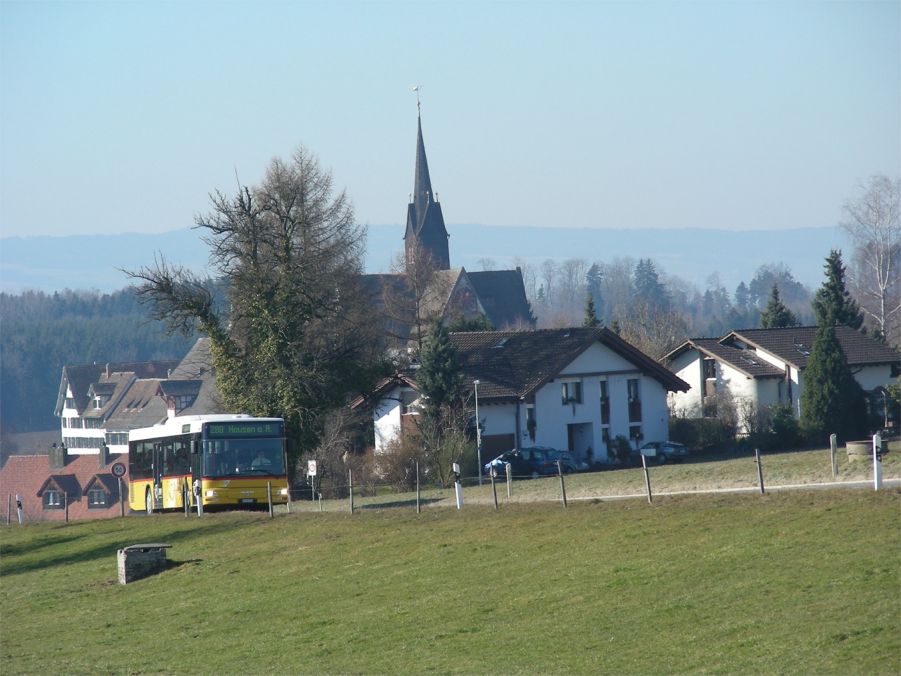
[{"left": 128, "top": 414, "right": 289, "bottom": 513}]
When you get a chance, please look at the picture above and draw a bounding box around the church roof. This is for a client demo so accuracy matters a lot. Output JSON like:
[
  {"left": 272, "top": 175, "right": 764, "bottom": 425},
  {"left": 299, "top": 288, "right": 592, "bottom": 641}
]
[{"left": 467, "top": 269, "right": 534, "bottom": 330}]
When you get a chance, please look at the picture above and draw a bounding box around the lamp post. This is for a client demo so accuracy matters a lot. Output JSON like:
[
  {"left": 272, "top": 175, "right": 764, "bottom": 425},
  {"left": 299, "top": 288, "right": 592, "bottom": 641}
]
[{"left": 474, "top": 379, "right": 482, "bottom": 486}]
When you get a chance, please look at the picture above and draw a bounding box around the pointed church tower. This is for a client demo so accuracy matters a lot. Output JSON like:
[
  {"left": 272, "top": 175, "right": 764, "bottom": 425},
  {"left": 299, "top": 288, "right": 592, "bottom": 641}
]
[{"left": 404, "top": 110, "right": 450, "bottom": 271}]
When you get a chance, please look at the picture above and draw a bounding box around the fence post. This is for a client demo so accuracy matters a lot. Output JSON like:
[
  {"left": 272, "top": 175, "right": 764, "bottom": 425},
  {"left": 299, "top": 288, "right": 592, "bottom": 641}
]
[
  {"left": 15, "top": 494, "right": 23, "bottom": 525},
  {"left": 557, "top": 460, "right": 568, "bottom": 508},
  {"left": 490, "top": 469, "right": 498, "bottom": 510},
  {"left": 873, "top": 433, "right": 883, "bottom": 491},
  {"left": 119, "top": 478, "right": 125, "bottom": 518},
  {"left": 506, "top": 462, "right": 512, "bottom": 500},
  {"left": 755, "top": 448, "right": 765, "bottom": 494},
  {"left": 415, "top": 461, "right": 421, "bottom": 515},
  {"left": 267, "top": 482, "right": 274, "bottom": 518},
  {"left": 6, "top": 494, "right": 10, "bottom": 525},
  {"left": 348, "top": 470, "right": 354, "bottom": 514},
  {"left": 64, "top": 491, "right": 69, "bottom": 524},
  {"left": 184, "top": 482, "right": 189, "bottom": 517},
  {"left": 829, "top": 433, "right": 838, "bottom": 479},
  {"left": 640, "top": 454, "right": 652, "bottom": 503},
  {"left": 286, "top": 486, "right": 292, "bottom": 514}
]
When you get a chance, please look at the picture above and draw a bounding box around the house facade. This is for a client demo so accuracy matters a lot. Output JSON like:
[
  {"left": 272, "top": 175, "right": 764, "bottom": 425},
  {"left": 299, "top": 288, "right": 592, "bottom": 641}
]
[
  {"left": 361, "top": 327, "right": 689, "bottom": 466},
  {"left": 665, "top": 326, "right": 900, "bottom": 431}
]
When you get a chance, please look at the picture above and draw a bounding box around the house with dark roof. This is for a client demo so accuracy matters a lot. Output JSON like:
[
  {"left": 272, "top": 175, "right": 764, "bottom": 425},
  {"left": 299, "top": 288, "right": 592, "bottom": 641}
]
[
  {"left": 664, "top": 326, "right": 900, "bottom": 431},
  {"left": 0, "top": 447, "right": 128, "bottom": 522},
  {"left": 55, "top": 360, "right": 178, "bottom": 455},
  {"left": 357, "top": 327, "right": 689, "bottom": 466}
]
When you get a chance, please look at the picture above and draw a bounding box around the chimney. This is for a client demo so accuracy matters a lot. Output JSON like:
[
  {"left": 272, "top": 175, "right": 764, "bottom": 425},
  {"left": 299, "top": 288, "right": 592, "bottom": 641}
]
[
  {"left": 49, "top": 443, "right": 69, "bottom": 469},
  {"left": 99, "top": 442, "right": 110, "bottom": 468}
]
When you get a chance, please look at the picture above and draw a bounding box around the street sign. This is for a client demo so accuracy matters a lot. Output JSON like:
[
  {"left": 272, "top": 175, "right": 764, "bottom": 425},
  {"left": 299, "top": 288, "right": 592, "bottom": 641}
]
[
  {"left": 307, "top": 460, "right": 317, "bottom": 477},
  {"left": 111, "top": 462, "right": 127, "bottom": 478}
]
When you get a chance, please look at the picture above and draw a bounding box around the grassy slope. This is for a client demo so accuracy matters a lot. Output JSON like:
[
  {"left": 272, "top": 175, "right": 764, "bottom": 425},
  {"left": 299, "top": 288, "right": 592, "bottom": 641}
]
[{"left": 2, "top": 489, "right": 899, "bottom": 674}]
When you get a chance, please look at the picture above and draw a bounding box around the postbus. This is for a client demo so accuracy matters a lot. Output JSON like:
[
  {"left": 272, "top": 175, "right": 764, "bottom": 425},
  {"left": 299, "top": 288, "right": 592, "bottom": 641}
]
[{"left": 128, "top": 414, "right": 289, "bottom": 513}]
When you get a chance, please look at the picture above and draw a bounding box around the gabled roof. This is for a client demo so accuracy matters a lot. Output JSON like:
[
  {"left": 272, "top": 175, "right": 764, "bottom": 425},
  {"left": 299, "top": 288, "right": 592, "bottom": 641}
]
[
  {"left": 725, "top": 326, "right": 900, "bottom": 370},
  {"left": 467, "top": 269, "right": 534, "bottom": 329},
  {"left": 168, "top": 338, "right": 225, "bottom": 415},
  {"left": 56, "top": 359, "right": 178, "bottom": 416},
  {"left": 104, "top": 379, "right": 168, "bottom": 430},
  {"left": 664, "top": 338, "right": 785, "bottom": 379},
  {"left": 84, "top": 473, "right": 121, "bottom": 499},
  {"left": 447, "top": 327, "right": 688, "bottom": 402},
  {"left": 37, "top": 474, "right": 82, "bottom": 498},
  {"left": 158, "top": 380, "right": 202, "bottom": 397},
  {"left": 409, "top": 113, "right": 436, "bottom": 236}
]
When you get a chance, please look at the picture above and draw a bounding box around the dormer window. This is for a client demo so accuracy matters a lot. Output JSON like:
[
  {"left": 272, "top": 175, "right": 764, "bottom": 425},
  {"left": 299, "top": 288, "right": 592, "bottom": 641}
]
[
  {"left": 87, "top": 488, "right": 108, "bottom": 508},
  {"left": 43, "top": 490, "right": 63, "bottom": 510}
]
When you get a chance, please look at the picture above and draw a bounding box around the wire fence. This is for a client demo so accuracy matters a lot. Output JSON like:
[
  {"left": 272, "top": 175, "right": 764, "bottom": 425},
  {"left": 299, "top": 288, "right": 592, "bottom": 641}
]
[{"left": 5, "top": 435, "right": 897, "bottom": 524}]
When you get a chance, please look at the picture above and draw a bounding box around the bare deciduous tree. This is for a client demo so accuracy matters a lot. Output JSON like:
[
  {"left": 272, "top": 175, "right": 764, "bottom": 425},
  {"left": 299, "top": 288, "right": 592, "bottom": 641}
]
[{"left": 842, "top": 175, "right": 901, "bottom": 345}]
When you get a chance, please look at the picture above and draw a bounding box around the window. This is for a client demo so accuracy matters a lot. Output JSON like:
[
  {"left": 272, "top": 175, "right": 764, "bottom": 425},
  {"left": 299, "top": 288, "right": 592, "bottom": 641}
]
[
  {"left": 88, "top": 488, "right": 108, "bottom": 508},
  {"left": 400, "top": 389, "right": 419, "bottom": 415},
  {"left": 84, "top": 418, "right": 103, "bottom": 429},
  {"left": 526, "top": 406, "right": 536, "bottom": 440},
  {"left": 106, "top": 432, "right": 127, "bottom": 446},
  {"left": 43, "top": 490, "right": 63, "bottom": 510},
  {"left": 703, "top": 358, "right": 716, "bottom": 380},
  {"left": 627, "top": 378, "right": 642, "bottom": 423},
  {"left": 65, "top": 398, "right": 76, "bottom": 409},
  {"left": 71, "top": 418, "right": 84, "bottom": 429},
  {"left": 599, "top": 381, "right": 610, "bottom": 425},
  {"left": 561, "top": 381, "right": 583, "bottom": 405},
  {"left": 629, "top": 425, "right": 643, "bottom": 443}
]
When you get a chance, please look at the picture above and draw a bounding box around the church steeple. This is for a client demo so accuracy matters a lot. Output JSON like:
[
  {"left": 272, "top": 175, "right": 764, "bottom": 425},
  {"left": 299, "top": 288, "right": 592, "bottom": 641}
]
[{"left": 404, "top": 106, "right": 450, "bottom": 271}]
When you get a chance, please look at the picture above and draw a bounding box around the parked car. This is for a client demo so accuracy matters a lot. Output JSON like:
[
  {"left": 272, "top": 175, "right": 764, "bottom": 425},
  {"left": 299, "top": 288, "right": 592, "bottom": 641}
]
[
  {"left": 483, "top": 447, "right": 559, "bottom": 479},
  {"left": 547, "top": 449, "right": 588, "bottom": 473},
  {"left": 638, "top": 441, "right": 689, "bottom": 464}
]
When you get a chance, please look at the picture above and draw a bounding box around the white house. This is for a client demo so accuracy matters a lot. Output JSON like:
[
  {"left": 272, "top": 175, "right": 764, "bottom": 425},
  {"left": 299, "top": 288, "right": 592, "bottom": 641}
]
[
  {"left": 53, "top": 339, "right": 222, "bottom": 457},
  {"left": 358, "top": 327, "right": 689, "bottom": 466},
  {"left": 664, "top": 326, "right": 900, "bottom": 431}
]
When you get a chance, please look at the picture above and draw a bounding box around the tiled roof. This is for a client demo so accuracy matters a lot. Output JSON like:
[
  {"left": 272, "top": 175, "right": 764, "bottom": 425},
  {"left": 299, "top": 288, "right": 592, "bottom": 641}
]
[
  {"left": 665, "top": 338, "right": 785, "bottom": 378},
  {"left": 105, "top": 379, "right": 169, "bottom": 430},
  {"left": 57, "top": 359, "right": 179, "bottom": 415},
  {"left": 1, "top": 453, "right": 129, "bottom": 523},
  {"left": 449, "top": 327, "right": 688, "bottom": 402},
  {"left": 725, "top": 326, "right": 900, "bottom": 369},
  {"left": 467, "top": 269, "right": 534, "bottom": 330},
  {"left": 169, "top": 338, "right": 225, "bottom": 415}
]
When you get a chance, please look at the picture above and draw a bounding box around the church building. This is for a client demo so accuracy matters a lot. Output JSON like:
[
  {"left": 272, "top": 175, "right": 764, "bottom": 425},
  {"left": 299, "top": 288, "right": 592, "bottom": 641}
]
[{"left": 365, "top": 107, "right": 534, "bottom": 344}]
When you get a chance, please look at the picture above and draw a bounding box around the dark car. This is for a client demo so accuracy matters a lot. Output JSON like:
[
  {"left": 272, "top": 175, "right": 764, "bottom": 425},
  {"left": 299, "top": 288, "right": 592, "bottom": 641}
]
[
  {"left": 484, "top": 447, "right": 558, "bottom": 479},
  {"left": 638, "top": 441, "right": 689, "bottom": 464},
  {"left": 547, "top": 449, "right": 587, "bottom": 473}
]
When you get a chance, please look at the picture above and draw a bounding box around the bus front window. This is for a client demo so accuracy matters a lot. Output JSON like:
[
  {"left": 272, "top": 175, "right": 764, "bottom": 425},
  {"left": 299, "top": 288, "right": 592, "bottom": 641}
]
[{"left": 202, "top": 438, "right": 284, "bottom": 477}]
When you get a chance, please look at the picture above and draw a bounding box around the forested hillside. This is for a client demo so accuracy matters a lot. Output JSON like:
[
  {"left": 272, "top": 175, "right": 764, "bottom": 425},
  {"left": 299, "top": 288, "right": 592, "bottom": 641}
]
[{"left": 0, "top": 289, "right": 196, "bottom": 434}]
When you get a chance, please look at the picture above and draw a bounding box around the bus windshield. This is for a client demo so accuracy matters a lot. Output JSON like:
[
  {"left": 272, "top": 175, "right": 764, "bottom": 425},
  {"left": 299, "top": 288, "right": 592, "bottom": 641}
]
[{"left": 202, "top": 438, "right": 285, "bottom": 477}]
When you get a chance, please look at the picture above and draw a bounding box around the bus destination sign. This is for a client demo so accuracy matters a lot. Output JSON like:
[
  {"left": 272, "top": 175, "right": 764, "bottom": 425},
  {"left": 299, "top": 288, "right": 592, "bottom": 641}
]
[{"left": 205, "top": 421, "right": 283, "bottom": 438}]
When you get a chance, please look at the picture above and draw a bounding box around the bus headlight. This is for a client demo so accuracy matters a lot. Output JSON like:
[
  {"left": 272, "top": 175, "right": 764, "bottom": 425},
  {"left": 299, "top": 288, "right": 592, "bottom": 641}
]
[
  {"left": 279, "top": 488, "right": 289, "bottom": 496},
  {"left": 205, "top": 490, "right": 219, "bottom": 498}
]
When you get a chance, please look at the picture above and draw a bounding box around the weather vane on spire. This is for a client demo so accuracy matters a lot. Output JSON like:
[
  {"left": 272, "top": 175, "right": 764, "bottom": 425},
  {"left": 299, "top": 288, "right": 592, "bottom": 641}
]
[{"left": 412, "top": 85, "right": 421, "bottom": 114}]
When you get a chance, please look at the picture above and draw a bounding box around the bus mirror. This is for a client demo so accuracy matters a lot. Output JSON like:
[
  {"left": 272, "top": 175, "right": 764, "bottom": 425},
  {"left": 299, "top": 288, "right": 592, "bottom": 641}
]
[{"left": 191, "top": 440, "right": 199, "bottom": 455}]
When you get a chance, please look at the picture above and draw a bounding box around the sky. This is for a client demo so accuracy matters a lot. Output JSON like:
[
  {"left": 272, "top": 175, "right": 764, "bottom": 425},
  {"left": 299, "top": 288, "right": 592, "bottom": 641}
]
[{"left": 1, "top": 0, "right": 899, "bottom": 239}]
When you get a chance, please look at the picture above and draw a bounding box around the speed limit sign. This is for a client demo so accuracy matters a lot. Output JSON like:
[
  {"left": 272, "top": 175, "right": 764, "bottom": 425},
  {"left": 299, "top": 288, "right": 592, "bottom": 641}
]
[
  {"left": 307, "top": 460, "right": 317, "bottom": 477},
  {"left": 111, "top": 462, "right": 127, "bottom": 478}
]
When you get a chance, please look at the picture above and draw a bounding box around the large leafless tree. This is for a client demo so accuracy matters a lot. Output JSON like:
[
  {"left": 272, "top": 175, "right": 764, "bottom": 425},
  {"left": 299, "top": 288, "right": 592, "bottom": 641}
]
[
  {"left": 128, "top": 146, "right": 386, "bottom": 470},
  {"left": 842, "top": 175, "right": 901, "bottom": 345}
]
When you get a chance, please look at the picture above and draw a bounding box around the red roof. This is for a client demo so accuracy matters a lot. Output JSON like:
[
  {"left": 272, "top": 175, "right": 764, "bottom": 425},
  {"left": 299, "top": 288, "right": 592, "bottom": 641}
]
[{"left": 0, "top": 454, "right": 129, "bottom": 523}]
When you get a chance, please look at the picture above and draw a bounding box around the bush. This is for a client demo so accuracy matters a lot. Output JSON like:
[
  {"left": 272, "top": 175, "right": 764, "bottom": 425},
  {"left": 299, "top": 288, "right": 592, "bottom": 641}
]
[
  {"left": 611, "top": 435, "right": 632, "bottom": 463},
  {"left": 669, "top": 417, "right": 734, "bottom": 452}
]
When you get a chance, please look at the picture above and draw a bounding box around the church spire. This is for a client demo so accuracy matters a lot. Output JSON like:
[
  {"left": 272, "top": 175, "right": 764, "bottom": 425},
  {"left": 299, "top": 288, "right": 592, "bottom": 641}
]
[
  {"left": 412, "top": 112, "right": 434, "bottom": 229},
  {"left": 404, "top": 96, "right": 450, "bottom": 271}
]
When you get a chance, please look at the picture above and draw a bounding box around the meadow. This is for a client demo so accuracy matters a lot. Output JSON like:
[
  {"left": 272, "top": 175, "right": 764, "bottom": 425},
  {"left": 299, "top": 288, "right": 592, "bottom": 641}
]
[{"left": 2, "top": 484, "right": 899, "bottom": 674}]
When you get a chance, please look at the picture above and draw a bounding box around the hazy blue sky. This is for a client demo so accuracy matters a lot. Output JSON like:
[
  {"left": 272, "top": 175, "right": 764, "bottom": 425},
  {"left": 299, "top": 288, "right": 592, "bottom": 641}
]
[{"left": 1, "top": 0, "right": 898, "bottom": 238}]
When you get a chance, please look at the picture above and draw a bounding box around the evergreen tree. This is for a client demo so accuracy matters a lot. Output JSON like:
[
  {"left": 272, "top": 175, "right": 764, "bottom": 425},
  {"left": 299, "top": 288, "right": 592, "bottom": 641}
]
[
  {"left": 585, "top": 263, "right": 604, "bottom": 321},
  {"left": 583, "top": 293, "right": 600, "bottom": 328},
  {"left": 812, "top": 249, "right": 863, "bottom": 329},
  {"left": 633, "top": 258, "right": 669, "bottom": 312},
  {"left": 760, "top": 284, "right": 798, "bottom": 328},
  {"left": 417, "top": 320, "right": 464, "bottom": 421},
  {"left": 800, "top": 324, "right": 867, "bottom": 443}
]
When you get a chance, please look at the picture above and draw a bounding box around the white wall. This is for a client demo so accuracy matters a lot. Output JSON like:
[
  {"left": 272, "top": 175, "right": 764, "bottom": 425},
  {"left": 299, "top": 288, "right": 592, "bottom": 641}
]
[{"left": 373, "top": 385, "right": 404, "bottom": 453}]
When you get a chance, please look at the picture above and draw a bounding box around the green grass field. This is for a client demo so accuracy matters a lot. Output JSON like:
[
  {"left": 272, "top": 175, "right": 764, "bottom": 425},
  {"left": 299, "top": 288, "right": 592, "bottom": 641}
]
[{"left": 2, "top": 487, "right": 899, "bottom": 674}]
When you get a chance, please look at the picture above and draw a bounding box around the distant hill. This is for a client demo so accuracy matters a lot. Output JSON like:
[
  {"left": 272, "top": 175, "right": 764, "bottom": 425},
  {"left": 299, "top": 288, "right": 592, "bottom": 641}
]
[{"left": 0, "top": 225, "right": 846, "bottom": 294}]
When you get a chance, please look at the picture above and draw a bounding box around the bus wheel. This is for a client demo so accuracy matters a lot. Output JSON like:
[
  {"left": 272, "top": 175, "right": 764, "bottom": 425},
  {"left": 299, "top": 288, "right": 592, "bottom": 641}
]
[{"left": 145, "top": 488, "right": 154, "bottom": 515}]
